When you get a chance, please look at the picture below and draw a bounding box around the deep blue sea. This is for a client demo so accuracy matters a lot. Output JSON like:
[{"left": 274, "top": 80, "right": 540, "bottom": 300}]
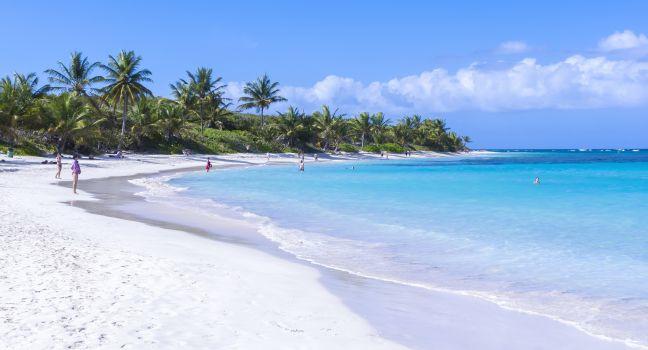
[{"left": 170, "top": 150, "right": 648, "bottom": 346}]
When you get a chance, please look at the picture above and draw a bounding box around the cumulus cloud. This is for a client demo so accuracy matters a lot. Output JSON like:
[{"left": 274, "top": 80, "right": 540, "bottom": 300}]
[
  {"left": 227, "top": 54, "right": 648, "bottom": 115},
  {"left": 598, "top": 30, "right": 648, "bottom": 51},
  {"left": 497, "top": 41, "right": 529, "bottom": 54}
]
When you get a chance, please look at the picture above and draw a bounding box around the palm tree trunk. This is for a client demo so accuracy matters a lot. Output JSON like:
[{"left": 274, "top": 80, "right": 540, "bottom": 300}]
[
  {"left": 260, "top": 108, "right": 265, "bottom": 127},
  {"left": 361, "top": 132, "right": 365, "bottom": 149},
  {"left": 119, "top": 98, "right": 128, "bottom": 150}
]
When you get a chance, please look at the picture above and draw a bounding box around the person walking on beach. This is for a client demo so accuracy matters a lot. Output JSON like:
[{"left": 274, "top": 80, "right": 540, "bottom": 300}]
[
  {"left": 206, "top": 157, "right": 213, "bottom": 172},
  {"left": 55, "top": 152, "right": 62, "bottom": 179},
  {"left": 71, "top": 155, "right": 81, "bottom": 194}
]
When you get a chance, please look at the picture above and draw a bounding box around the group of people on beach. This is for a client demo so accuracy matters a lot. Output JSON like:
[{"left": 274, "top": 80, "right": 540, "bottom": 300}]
[
  {"left": 54, "top": 153, "right": 81, "bottom": 194},
  {"left": 261, "top": 152, "right": 316, "bottom": 172}
]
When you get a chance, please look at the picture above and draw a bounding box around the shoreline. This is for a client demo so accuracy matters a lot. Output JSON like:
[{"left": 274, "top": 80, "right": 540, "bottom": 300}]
[
  {"left": 1, "top": 153, "right": 409, "bottom": 349},
  {"left": 1, "top": 152, "right": 638, "bottom": 349},
  {"left": 73, "top": 155, "right": 635, "bottom": 349}
]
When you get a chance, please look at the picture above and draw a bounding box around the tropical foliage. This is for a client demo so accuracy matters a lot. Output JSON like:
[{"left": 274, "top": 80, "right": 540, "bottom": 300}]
[{"left": 0, "top": 51, "right": 470, "bottom": 156}]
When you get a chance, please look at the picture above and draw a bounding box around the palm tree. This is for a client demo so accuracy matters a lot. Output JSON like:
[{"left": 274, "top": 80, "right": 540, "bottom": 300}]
[
  {"left": 129, "top": 97, "right": 158, "bottom": 149},
  {"left": 419, "top": 118, "right": 451, "bottom": 150},
  {"left": 313, "top": 105, "right": 345, "bottom": 151},
  {"left": 206, "top": 102, "right": 234, "bottom": 130},
  {"left": 275, "top": 106, "right": 305, "bottom": 148},
  {"left": 101, "top": 50, "right": 152, "bottom": 150},
  {"left": 462, "top": 135, "right": 472, "bottom": 147},
  {"left": 45, "top": 93, "right": 102, "bottom": 152},
  {"left": 446, "top": 131, "right": 465, "bottom": 152},
  {"left": 238, "top": 74, "right": 286, "bottom": 127},
  {"left": 170, "top": 79, "right": 195, "bottom": 108},
  {"left": 0, "top": 73, "right": 48, "bottom": 146},
  {"left": 155, "top": 101, "right": 187, "bottom": 143},
  {"left": 350, "top": 112, "right": 372, "bottom": 149},
  {"left": 370, "top": 112, "right": 388, "bottom": 144},
  {"left": 392, "top": 123, "right": 412, "bottom": 147},
  {"left": 172, "top": 67, "right": 226, "bottom": 135},
  {"left": 45, "top": 52, "right": 103, "bottom": 96}
]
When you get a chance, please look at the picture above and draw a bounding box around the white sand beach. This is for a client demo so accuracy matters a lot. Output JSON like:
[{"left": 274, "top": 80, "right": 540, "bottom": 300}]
[{"left": 0, "top": 152, "right": 637, "bottom": 350}]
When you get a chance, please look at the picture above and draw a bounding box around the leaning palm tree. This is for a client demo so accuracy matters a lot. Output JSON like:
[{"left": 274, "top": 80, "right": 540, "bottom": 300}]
[
  {"left": 350, "top": 112, "right": 372, "bottom": 149},
  {"left": 45, "top": 52, "right": 103, "bottom": 96},
  {"left": 101, "top": 50, "right": 152, "bottom": 150},
  {"left": 238, "top": 74, "right": 286, "bottom": 127}
]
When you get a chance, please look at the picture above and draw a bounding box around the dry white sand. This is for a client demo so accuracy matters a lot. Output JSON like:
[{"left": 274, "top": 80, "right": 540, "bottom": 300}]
[{"left": 0, "top": 153, "right": 408, "bottom": 349}]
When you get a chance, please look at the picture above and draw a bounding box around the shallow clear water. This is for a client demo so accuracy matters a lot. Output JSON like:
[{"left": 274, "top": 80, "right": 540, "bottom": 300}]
[{"left": 170, "top": 150, "right": 648, "bottom": 346}]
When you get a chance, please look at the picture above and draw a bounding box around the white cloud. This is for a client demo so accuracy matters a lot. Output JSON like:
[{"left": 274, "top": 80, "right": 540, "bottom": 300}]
[
  {"left": 227, "top": 54, "right": 648, "bottom": 115},
  {"left": 497, "top": 41, "right": 529, "bottom": 54},
  {"left": 598, "top": 30, "right": 648, "bottom": 51}
]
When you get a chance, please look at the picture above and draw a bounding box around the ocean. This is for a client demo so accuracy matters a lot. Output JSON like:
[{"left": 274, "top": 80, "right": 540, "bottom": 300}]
[{"left": 168, "top": 150, "right": 648, "bottom": 346}]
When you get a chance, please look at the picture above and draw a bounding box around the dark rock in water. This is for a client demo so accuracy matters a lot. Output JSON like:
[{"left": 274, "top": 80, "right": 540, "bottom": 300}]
[{"left": 41, "top": 160, "right": 48, "bottom": 164}]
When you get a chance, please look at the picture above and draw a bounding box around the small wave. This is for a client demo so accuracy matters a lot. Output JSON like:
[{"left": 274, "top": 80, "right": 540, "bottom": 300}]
[
  {"left": 129, "top": 174, "right": 188, "bottom": 198},
  {"left": 256, "top": 222, "right": 648, "bottom": 349}
]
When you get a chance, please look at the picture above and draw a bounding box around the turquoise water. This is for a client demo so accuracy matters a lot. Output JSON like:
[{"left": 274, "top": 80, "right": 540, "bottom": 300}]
[{"left": 170, "top": 150, "right": 648, "bottom": 346}]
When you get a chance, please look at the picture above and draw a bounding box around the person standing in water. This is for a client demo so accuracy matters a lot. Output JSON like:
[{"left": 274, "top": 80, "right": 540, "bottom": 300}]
[
  {"left": 71, "top": 155, "right": 81, "bottom": 194},
  {"left": 206, "top": 157, "right": 213, "bottom": 172},
  {"left": 55, "top": 152, "right": 62, "bottom": 179},
  {"left": 299, "top": 158, "right": 305, "bottom": 172},
  {"left": 534, "top": 176, "right": 540, "bottom": 185}
]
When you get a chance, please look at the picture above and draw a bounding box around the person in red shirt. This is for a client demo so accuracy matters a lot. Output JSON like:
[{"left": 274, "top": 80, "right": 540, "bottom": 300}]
[{"left": 206, "top": 157, "right": 213, "bottom": 172}]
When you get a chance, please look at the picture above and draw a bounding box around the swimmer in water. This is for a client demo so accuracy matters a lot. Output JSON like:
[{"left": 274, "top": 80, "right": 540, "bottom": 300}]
[{"left": 534, "top": 177, "right": 540, "bottom": 185}]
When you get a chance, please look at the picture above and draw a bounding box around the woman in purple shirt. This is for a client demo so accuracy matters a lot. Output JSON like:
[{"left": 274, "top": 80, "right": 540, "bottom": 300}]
[{"left": 71, "top": 155, "right": 81, "bottom": 194}]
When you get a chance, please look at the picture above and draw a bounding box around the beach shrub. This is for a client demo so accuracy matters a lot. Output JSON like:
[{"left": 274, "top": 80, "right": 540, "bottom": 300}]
[
  {"left": 338, "top": 143, "right": 359, "bottom": 153},
  {"left": 1, "top": 138, "right": 53, "bottom": 156},
  {"left": 361, "top": 143, "right": 405, "bottom": 154},
  {"left": 187, "top": 128, "right": 284, "bottom": 154},
  {"left": 381, "top": 143, "right": 405, "bottom": 153},
  {"left": 362, "top": 144, "right": 382, "bottom": 153}
]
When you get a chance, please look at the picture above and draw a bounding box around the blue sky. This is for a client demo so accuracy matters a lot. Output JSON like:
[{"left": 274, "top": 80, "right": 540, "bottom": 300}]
[{"left": 2, "top": 0, "right": 648, "bottom": 148}]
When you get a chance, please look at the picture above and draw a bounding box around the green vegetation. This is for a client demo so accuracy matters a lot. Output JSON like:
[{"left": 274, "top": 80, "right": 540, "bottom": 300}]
[{"left": 0, "top": 51, "right": 470, "bottom": 156}]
